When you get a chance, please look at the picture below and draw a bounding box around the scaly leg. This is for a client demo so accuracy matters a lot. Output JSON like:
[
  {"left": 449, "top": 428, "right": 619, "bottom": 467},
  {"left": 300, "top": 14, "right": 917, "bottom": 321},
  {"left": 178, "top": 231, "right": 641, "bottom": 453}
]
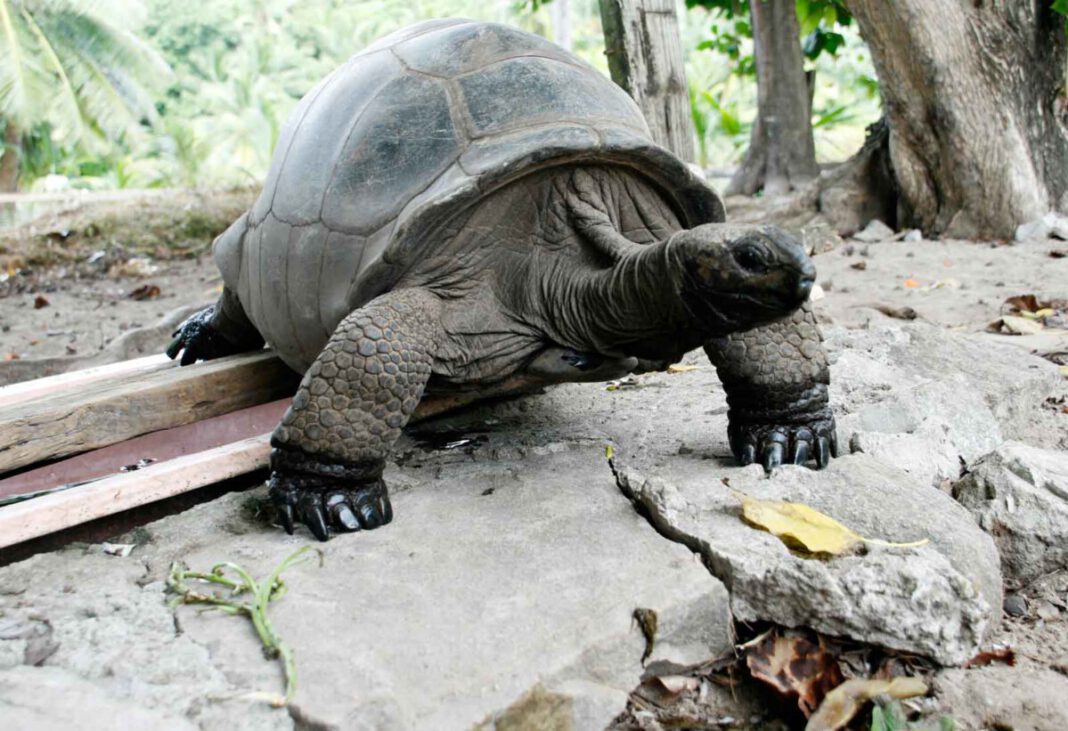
[
  {"left": 166, "top": 287, "right": 265, "bottom": 365},
  {"left": 704, "top": 303, "right": 837, "bottom": 471},
  {"left": 268, "top": 288, "right": 442, "bottom": 541}
]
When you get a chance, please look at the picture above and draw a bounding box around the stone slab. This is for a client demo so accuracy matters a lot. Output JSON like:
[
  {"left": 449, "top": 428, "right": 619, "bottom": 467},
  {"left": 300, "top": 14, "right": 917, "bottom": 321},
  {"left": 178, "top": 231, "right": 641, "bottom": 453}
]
[{"left": 613, "top": 453, "right": 1002, "bottom": 665}]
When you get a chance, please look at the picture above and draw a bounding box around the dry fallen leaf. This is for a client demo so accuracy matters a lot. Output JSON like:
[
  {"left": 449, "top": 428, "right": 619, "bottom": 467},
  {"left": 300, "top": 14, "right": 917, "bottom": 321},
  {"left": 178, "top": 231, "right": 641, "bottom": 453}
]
[
  {"left": 733, "top": 491, "right": 928, "bottom": 556},
  {"left": 996, "top": 315, "right": 1044, "bottom": 335},
  {"left": 128, "top": 283, "right": 162, "bottom": 300},
  {"left": 746, "top": 629, "right": 843, "bottom": 718},
  {"left": 963, "top": 647, "right": 1015, "bottom": 669},
  {"left": 873, "top": 304, "right": 918, "bottom": 321},
  {"left": 805, "top": 677, "right": 928, "bottom": 731},
  {"left": 903, "top": 278, "right": 921, "bottom": 289},
  {"left": 33, "top": 295, "right": 49, "bottom": 309},
  {"left": 633, "top": 675, "right": 700, "bottom": 707},
  {"left": 1060, "top": 365, "right": 1068, "bottom": 378},
  {"left": 666, "top": 363, "right": 700, "bottom": 373}
]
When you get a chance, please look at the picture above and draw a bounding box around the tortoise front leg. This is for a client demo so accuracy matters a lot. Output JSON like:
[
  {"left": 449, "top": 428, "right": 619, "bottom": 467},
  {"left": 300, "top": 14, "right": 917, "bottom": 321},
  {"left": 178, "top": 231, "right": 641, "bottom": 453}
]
[
  {"left": 166, "top": 287, "right": 265, "bottom": 365},
  {"left": 704, "top": 303, "right": 837, "bottom": 471},
  {"left": 268, "top": 288, "right": 442, "bottom": 541}
]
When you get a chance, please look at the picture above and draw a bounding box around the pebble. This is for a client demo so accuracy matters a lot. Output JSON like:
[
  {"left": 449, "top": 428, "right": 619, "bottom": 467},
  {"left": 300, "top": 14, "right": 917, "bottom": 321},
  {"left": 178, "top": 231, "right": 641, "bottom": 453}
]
[{"left": 1003, "top": 594, "right": 1028, "bottom": 617}]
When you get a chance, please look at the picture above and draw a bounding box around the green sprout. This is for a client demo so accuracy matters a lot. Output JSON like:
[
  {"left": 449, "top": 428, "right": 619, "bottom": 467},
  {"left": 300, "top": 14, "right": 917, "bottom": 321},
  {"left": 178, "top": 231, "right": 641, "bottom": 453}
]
[{"left": 166, "top": 545, "right": 323, "bottom": 707}]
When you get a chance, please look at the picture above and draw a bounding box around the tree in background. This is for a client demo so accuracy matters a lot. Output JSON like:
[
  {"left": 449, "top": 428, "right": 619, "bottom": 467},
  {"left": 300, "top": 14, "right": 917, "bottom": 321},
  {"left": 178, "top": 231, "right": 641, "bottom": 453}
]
[
  {"left": 845, "top": 1, "right": 1068, "bottom": 239},
  {"left": 688, "top": 0, "right": 853, "bottom": 196},
  {"left": 0, "top": 0, "right": 170, "bottom": 191}
]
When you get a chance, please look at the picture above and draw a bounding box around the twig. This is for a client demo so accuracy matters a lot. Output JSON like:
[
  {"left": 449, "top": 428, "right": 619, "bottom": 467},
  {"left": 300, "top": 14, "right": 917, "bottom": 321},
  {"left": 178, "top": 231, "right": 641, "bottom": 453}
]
[{"left": 167, "top": 545, "right": 323, "bottom": 706}]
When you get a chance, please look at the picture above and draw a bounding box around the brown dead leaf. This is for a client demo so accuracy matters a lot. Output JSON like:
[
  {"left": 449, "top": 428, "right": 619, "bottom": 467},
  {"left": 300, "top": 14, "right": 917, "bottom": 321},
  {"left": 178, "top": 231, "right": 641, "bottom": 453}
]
[
  {"left": 1005, "top": 294, "right": 1042, "bottom": 313},
  {"left": 903, "top": 278, "right": 921, "bottom": 289},
  {"left": 746, "top": 629, "right": 844, "bottom": 718},
  {"left": 633, "top": 675, "right": 701, "bottom": 707},
  {"left": 850, "top": 260, "right": 867, "bottom": 270},
  {"left": 128, "top": 283, "right": 161, "bottom": 300},
  {"left": 33, "top": 294, "right": 49, "bottom": 309},
  {"left": 963, "top": 647, "right": 1016, "bottom": 669},
  {"left": 1050, "top": 249, "right": 1067, "bottom": 259},
  {"left": 3, "top": 353, "right": 19, "bottom": 361},
  {"left": 873, "top": 304, "right": 918, "bottom": 320},
  {"left": 805, "top": 677, "right": 927, "bottom": 731}
]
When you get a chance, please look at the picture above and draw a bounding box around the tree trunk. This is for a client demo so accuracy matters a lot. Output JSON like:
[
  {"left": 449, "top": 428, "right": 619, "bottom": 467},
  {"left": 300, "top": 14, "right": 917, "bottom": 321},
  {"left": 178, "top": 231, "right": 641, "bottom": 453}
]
[
  {"left": 0, "top": 122, "right": 19, "bottom": 193},
  {"left": 599, "top": 0, "right": 696, "bottom": 163},
  {"left": 550, "top": 0, "right": 572, "bottom": 51},
  {"left": 727, "top": 0, "right": 818, "bottom": 197},
  {"left": 846, "top": 0, "right": 1068, "bottom": 239}
]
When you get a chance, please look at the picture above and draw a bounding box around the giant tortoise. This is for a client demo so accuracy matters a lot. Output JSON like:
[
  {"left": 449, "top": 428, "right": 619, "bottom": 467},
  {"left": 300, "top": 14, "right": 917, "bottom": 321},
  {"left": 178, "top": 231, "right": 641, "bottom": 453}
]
[{"left": 167, "top": 19, "right": 837, "bottom": 540}]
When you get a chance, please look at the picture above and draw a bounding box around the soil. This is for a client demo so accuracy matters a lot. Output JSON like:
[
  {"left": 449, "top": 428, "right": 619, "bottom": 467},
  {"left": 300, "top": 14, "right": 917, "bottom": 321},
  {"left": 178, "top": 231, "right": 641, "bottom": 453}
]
[
  {"left": 1, "top": 191, "right": 1067, "bottom": 729},
  {"left": 0, "top": 189, "right": 254, "bottom": 365}
]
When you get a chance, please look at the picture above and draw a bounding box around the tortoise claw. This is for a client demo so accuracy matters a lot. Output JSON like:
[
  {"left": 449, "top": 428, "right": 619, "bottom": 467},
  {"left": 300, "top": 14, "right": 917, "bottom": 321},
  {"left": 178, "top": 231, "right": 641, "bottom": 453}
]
[
  {"left": 728, "top": 410, "right": 837, "bottom": 472},
  {"left": 268, "top": 472, "right": 392, "bottom": 541}
]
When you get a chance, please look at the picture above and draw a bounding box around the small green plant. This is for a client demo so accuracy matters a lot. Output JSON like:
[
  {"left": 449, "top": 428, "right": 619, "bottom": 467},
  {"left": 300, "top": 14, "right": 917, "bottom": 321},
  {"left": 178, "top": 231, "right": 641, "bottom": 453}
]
[
  {"left": 167, "top": 545, "right": 323, "bottom": 707},
  {"left": 871, "top": 700, "right": 956, "bottom": 731}
]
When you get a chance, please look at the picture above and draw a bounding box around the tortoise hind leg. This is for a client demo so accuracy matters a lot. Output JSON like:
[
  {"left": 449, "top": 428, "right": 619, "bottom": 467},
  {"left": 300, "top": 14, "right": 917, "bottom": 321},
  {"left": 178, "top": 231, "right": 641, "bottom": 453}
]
[
  {"left": 268, "top": 288, "right": 443, "bottom": 541},
  {"left": 166, "top": 287, "right": 265, "bottom": 365}
]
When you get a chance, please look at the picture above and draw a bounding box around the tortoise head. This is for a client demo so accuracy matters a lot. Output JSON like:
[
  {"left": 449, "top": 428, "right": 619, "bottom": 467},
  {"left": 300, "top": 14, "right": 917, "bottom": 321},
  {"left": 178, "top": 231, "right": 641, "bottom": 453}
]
[{"left": 669, "top": 223, "right": 816, "bottom": 336}]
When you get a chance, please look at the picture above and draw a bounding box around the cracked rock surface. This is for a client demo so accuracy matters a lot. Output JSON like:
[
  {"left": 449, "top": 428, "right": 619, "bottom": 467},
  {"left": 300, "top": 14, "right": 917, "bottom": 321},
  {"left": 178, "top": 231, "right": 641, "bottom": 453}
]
[
  {"left": 0, "top": 441, "right": 728, "bottom": 731},
  {"left": 614, "top": 455, "right": 1001, "bottom": 665},
  {"left": 954, "top": 441, "right": 1068, "bottom": 583}
]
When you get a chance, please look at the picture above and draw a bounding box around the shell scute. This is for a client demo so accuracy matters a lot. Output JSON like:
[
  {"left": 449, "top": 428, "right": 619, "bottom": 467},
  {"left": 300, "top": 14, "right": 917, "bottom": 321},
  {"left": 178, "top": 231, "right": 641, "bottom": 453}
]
[{"left": 321, "top": 73, "right": 461, "bottom": 235}]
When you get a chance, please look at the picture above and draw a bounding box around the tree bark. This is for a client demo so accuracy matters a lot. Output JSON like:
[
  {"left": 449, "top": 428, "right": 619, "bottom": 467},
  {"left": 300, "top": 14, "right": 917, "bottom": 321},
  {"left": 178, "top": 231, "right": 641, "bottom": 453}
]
[
  {"left": 727, "top": 0, "right": 819, "bottom": 197},
  {"left": 0, "top": 122, "right": 19, "bottom": 193},
  {"left": 846, "top": 0, "right": 1068, "bottom": 238},
  {"left": 550, "top": 0, "right": 572, "bottom": 51},
  {"left": 600, "top": 0, "right": 696, "bottom": 163}
]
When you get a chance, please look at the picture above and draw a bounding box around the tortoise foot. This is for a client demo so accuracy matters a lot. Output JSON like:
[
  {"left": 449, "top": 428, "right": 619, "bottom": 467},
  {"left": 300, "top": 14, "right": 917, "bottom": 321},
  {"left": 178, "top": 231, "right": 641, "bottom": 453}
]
[
  {"left": 268, "top": 472, "right": 392, "bottom": 542},
  {"left": 166, "top": 306, "right": 242, "bottom": 365},
  {"left": 729, "top": 411, "right": 838, "bottom": 473}
]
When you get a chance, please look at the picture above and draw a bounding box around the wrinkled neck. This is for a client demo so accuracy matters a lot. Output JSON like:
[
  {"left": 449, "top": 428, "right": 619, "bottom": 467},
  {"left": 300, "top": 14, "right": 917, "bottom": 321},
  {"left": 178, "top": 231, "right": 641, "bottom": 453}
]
[{"left": 570, "top": 238, "right": 695, "bottom": 355}]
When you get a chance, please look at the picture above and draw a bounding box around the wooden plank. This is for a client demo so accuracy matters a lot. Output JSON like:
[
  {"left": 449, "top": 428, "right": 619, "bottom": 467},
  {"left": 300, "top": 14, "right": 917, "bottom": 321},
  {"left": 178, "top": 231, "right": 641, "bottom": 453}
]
[
  {"left": 0, "top": 351, "right": 300, "bottom": 474},
  {"left": 0, "top": 435, "right": 271, "bottom": 549},
  {"left": 0, "top": 399, "right": 291, "bottom": 501},
  {"left": 0, "top": 369, "right": 553, "bottom": 547},
  {"left": 0, "top": 353, "right": 174, "bottom": 409},
  {"left": 599, "top": 0, "right": 696, "bottom": 163}
]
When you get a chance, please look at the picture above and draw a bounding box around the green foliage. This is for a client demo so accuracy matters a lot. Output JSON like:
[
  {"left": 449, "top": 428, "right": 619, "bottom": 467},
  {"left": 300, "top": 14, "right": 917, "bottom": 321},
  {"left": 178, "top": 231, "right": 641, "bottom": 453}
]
[
  {"left": 870, "top": 700, "right": 956, "bottom": 731},
  {"left": 5, "top": 0, "right": 880, "bottom": 188},
  {"left": 1053, "top": 0, "right": 1068, "bottom": 17},
  {"left": 0, "top": 0, "right": 170, "bottom": 175}
]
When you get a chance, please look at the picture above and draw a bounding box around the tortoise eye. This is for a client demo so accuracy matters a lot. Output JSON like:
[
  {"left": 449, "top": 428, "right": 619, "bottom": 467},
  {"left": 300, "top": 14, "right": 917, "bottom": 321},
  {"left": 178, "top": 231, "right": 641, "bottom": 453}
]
[{"left": 734, "top": 244, "right": 767, "bottom": 273}]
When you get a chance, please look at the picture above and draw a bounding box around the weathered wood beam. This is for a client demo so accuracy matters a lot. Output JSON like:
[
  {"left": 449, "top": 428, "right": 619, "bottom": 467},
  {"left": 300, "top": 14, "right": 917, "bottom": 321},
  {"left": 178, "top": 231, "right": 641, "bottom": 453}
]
[
  {"left": 0, "top": 353, "right": 173, "bottom": 409},
  {"left": 0, "top": 364, "right": 550, "bottom": 547},
  {"left": 0, "top": 435, "right": 270, "bottom": 549},
  {"left": 0, "top": 351, "right": 300, "bottom": 474},
  {"left": 599, "top": 0, "right": 696, "bottom": 163}
]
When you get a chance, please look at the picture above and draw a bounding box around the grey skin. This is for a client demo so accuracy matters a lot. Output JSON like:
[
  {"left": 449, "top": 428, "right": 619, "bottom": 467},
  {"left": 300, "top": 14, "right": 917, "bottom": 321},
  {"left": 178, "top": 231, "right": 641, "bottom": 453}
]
[{"left": 166, "top": 20, "right": 837, "bottom": 540}]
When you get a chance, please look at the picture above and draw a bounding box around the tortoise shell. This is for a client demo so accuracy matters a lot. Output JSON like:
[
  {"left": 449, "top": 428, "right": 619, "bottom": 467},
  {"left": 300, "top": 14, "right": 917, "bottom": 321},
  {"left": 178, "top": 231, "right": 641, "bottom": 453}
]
[{"left": 215, "top": 18, "right": 725, "bottom": 371}]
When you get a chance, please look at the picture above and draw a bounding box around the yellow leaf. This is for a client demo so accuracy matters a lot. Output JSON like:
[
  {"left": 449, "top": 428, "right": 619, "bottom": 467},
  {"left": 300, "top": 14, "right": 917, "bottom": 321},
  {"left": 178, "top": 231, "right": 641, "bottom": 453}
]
[
  {"left": 1001, "top": 315, "right": 1044, "bottom": 334},
  {"left": 903, "top": 278, "right": 921, "bottom": 289},
  {"left": 666, "top": 363, "right": 700, "bottom": 373},
  {"left": 1035, "top": 307, "right": 1055, "bottom": 318},
  {"left": 1060, "top": 365, "right": 1068, "bottom": 378},
  {"left": 805, "top": 677, "right": 928, "bottom": 731},
  {"left": 604, "top": 444, "right": 614, "bottom": 461},
  {"left": 734, "top": 492, "right": 928, "bottom": 556}
]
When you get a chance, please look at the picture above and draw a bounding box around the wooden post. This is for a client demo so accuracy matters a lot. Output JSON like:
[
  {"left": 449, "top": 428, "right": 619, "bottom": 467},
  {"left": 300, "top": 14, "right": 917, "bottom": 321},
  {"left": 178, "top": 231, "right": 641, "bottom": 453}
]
[{"left": 599, "top": 0, "right": 696, "bottom": 163}]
